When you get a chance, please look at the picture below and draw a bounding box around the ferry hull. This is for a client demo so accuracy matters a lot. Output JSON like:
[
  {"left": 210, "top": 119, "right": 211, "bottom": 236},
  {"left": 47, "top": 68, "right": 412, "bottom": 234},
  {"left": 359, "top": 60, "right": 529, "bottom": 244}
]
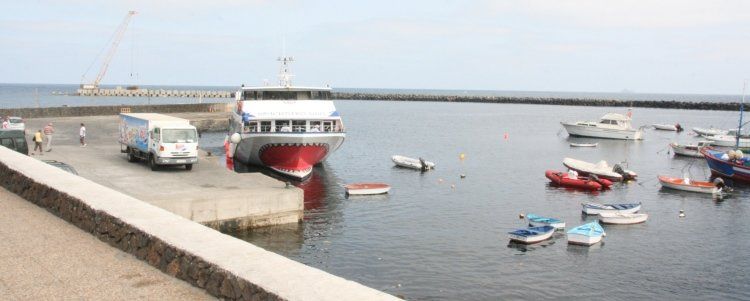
[{"left": 234, "top": 133, "right": 345, "bottom": 179}]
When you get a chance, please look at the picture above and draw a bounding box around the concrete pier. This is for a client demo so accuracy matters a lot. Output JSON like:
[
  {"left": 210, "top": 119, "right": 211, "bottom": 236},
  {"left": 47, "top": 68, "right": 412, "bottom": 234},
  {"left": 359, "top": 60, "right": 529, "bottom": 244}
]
[
  {"left": 77, "top": 87, "right": 233, "bottom": 98},
  {"left": 24, "top": 115, "right": 300, "bottom": 231}
]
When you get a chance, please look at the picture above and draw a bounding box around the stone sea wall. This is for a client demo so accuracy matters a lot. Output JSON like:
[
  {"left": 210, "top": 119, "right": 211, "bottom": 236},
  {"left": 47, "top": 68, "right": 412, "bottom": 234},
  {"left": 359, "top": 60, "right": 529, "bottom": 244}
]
[
  {"left": 0, "top": 102, "right": 232, "bottom": 119},
  {"left": 332, "top": 93, "right": 748, "bottom": 111},
  {"left": 0, "top": 146, "right": 398, "bottom": 301}
]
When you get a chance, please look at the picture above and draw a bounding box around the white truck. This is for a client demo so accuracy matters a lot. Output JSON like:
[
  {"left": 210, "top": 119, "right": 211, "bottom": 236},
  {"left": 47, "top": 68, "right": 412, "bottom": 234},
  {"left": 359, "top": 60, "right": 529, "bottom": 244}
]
[{"left": 118, "top": 113, "right": 199, "bottom": 171}]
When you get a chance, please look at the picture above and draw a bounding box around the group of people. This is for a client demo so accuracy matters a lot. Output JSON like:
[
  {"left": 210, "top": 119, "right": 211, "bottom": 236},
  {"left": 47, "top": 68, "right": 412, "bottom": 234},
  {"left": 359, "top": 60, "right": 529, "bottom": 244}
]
[{"left": 29, "top": 123, "right": 87, "bottom": 155}]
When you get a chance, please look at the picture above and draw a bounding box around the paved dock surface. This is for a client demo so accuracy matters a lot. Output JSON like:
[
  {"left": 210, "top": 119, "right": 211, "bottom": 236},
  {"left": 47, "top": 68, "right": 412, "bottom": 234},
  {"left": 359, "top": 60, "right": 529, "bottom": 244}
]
[
  {"left": 23, "top": 114, "right": 302, "bottom": 229},
  {"left": 0, "top": 187, "right": 216, "bottom": 300}
]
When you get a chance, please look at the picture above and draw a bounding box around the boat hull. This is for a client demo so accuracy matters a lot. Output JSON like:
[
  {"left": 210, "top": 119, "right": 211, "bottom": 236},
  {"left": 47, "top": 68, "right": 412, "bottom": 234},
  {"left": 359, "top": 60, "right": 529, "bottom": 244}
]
[
  {"left": 561, "top": 122, "right": 643, "bottom": 140},
  {"left": 545, "top": 170, "right": 602, "bottom": 191},
  {"left": 702, "top": 149, "right": 750, "bottom": 183},
  {"left": 599, "top": 213, "right": 648, "bottom": 225},
  {"left": 392, "top": 155, "right": 435, "bottom": 170},
  {"left": 345, "top": 183, "right": 391, "bottom": 195},
  {"left": 567, "top": 233, "right": 603, "bottom": 246},
  {"left": 508, "top": 227, "right": 555, "bottom": 244},
  {"left": 582, "top": 203, "right": 641, "bottom": 215},
  {"left": 670, "top": 142, "right": 705, "bottom": 158},
  {"left": 653, "top": 124, "right": 677, "bottom": 131},
  {"left": 562, "top": 158, "right": 626, "bottom": 182},
  {"left": 704, "top": 135, "right": 750, "bottom": 148},
  {"left": 234, "top": 133, "right": 345, "bottom": 179},
  {"left": 528, "top": 220, "right": 566, "bottom": 229}
]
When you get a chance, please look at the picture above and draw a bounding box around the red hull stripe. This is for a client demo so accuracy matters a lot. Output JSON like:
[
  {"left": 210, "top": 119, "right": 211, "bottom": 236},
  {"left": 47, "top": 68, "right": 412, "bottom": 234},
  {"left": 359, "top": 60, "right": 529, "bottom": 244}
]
[{"left": 259, "top": 144, "right": 329, "bottom": 171}]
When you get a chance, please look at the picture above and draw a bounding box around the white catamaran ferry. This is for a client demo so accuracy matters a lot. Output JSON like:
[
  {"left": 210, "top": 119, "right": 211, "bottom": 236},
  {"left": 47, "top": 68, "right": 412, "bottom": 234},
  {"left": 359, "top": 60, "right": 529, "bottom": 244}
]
[{"left": 228, "top": 57, "right": 346, "bottom": 179}]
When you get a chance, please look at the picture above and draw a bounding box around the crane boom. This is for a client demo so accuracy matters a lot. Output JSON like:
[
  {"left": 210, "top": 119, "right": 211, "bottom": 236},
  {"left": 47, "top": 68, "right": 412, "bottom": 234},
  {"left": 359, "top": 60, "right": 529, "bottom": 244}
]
[{"left": 81, "top": 11, "right": 137, "bottom": 90}]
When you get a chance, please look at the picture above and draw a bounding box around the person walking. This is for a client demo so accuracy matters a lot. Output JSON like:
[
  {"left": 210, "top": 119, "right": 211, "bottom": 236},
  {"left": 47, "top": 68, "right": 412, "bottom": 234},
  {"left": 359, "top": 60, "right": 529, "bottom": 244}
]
[
  {"left": 1, "top": 117, "right": 8, "bottom": 129},
  {"left": 79, "top": 123, "right": 87, "bottom": 147},
  {"left": 43, "top": 123, "right": 54, "bottom": 152},
  {"left": 33, "top": 130, "right": 44, "bottom": 155}
]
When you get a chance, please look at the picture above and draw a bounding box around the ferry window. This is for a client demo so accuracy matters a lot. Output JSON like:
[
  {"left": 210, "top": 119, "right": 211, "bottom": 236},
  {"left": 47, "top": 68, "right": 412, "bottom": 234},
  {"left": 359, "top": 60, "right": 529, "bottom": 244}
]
[
  {"left": 276, "top": 120, "right": 291, "bottom": 132},
  {"left": 242, "top": 91, "right": 255, "bottom": 100},
  {"left": 309, "top": 121, "right": 322, "bottom": 132},
  {"left": 260, "top": 121, "right": 272, "bottom": 132},
  {"left": 263, "top": 91, "right": 296, "bottom": 100},
  {"left": 311, "top": 91, "right": 320, "bottom": 99},
  {"left": 297, "top": 91, "right": 311, "bottom": 100},
  {"left": 244, "top": 121, "right": 258, "bottom": 132},
  {"left": 323, "top": 121, "right": 333, "bottom": 132},
  {"left": 322, "top": 91, "right": 331, "bottom": 100},
  {"left": 292, "top": 120, "right": 306, "bottom": 132}
]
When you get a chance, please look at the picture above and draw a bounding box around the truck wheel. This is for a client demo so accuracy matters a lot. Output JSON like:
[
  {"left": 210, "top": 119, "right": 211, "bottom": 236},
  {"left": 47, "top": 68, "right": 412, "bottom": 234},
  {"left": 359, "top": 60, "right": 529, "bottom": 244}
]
[
  {"left": 128, "top": 151, "right": 138, "bottom": 162},
  {"left": 185, "top": 164, "right": 193, "bottom": 171},
  {"left": 149, "top": 156, "right": 158, "bottom": 171}
]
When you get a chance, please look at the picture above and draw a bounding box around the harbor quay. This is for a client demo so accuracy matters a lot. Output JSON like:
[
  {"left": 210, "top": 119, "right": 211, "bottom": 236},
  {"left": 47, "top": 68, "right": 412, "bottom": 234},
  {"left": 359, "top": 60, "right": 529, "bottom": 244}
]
[{"left": 22, "top": 114, "right": 301, "bottom": 231}]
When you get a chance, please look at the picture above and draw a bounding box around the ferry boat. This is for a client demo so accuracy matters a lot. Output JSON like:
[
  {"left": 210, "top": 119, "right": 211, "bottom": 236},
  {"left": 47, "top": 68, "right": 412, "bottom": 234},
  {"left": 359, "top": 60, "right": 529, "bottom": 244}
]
[{"left": 228, "top": 56, "right": 346, "bottom": 179}]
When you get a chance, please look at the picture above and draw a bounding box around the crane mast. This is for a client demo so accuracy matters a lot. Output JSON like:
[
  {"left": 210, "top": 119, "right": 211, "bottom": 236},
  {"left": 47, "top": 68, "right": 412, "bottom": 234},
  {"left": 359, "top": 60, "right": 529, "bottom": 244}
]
[{"left": 81, "top": 11, "right": 137, "bottom": 90}]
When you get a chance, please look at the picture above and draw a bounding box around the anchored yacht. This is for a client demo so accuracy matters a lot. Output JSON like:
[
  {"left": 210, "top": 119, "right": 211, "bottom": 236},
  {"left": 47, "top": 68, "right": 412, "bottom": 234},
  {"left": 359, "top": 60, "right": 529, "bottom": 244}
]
[
  {"left": 561, "top": 112, "right": 643, "bottom": 140},
  {"left": 228, "top": 57, "right": 346, "bottom": 179}
]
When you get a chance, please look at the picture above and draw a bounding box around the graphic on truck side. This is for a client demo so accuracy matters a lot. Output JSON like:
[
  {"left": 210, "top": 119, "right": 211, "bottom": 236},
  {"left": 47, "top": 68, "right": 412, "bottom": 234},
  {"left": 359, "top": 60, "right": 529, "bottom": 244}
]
[{"left": 119, "top": 115, "right": 149, "bottom": 152}]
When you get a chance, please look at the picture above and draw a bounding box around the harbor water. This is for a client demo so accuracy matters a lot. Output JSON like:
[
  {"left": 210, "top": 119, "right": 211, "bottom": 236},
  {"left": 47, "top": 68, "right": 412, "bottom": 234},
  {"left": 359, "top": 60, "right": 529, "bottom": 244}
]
[{"left": 202, "top": 100, "right": 750, "bottom": 300}]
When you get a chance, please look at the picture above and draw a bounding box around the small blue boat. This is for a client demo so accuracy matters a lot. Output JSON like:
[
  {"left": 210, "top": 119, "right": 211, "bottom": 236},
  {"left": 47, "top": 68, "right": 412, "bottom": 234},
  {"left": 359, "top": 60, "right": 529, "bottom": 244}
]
[
  {"left": 508, "top": 226, "right": 555, "bottom": 244},
  {"left": 526, "top": 214, "right": 566, "bottom": 229},
  {"left": 567, "top": 221, "right": 605, "bottom": 246}
]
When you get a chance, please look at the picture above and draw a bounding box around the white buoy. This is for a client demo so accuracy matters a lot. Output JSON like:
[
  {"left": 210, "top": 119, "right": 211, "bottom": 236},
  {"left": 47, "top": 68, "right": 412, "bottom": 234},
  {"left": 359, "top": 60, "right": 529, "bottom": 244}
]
[
  {"left": 230, "top": 132, "right": 242, "bottom": 144},
  {"left": 679, "top": 210, "right": 686, "bottom": 218},
  {"left": 451, "top": 184, "right": 456, "bottom": 189}
]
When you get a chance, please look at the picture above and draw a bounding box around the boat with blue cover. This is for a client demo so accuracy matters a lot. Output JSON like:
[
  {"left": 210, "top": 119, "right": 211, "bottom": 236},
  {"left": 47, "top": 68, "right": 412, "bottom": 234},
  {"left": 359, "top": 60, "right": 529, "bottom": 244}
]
[
  {"left": 526, "top": 214, "right": 566, "bottom": 229},
  {"left": 567, "top": 221, "right": 605, "bottom": 246},
  {"left": 507, "top": 226, "right": 555, "bottom": 244},
  {"left": 582, "top": 202, "right": 641, "bottom": 215}
]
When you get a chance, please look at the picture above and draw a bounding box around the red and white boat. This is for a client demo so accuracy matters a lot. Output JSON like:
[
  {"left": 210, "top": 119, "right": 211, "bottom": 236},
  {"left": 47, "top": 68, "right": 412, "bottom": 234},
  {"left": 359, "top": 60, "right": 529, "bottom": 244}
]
[
  {"left": 228, "top": 57, "right": 346, "bottom": 180},
  {"left": 545, "top": 170, "right": 612, "bottom": 191},
  {"left": 345, "top": 183, "right": 391, "bottom": 195}
]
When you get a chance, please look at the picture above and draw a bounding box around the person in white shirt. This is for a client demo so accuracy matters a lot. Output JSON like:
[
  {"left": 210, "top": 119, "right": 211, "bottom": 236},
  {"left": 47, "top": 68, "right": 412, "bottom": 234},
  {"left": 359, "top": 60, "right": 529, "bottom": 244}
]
[
  {"left": 1, "top": 117, "right": 8, "bottom": 129},
  {"left": 309, "top": 125, "right": 321, "bottom": 132},
  {"left": 79, "top": 123, "right": 87, "bottom": 147}
]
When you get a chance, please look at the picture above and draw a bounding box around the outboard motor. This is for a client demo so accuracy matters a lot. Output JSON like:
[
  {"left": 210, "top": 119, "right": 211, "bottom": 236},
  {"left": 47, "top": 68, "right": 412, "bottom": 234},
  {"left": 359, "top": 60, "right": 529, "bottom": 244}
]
[
  {"left": 613, "top": 163, "right": 635, "bottom": 181},
  {"left": 419, "top": 157, "right": 427, "bottom": 172},
  {"left": 713, "top": 178, "right": 726, "bottom": 189}
]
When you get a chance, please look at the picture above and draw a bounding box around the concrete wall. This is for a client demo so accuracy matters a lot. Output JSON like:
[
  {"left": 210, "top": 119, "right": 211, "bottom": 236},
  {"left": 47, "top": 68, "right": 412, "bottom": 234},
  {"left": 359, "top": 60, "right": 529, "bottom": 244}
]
[
  {"left": 0, "top": 146, "right": 399, "bottom": 301},
  {"left": 0, "top": 102, "right": 233, "bottom": 119}
]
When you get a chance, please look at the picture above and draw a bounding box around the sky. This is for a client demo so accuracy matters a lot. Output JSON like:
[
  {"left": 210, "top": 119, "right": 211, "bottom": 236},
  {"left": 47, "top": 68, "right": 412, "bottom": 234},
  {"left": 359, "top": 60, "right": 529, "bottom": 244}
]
[{"left": 1, "top": 0, "right": 749, "bottom": 94}]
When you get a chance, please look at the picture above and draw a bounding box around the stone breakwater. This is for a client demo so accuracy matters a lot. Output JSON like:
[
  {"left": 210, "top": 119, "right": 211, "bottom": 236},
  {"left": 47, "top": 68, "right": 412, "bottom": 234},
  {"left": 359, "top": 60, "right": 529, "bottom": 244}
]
[
  {"left": 0, "top": 102, "right": 232, "bottom": 119},
  {"left": 332, "top": 93, "right": 749, "bottom": 111},
  {"left": 0, "top": 146, "right": 398, "bottom": 301}
]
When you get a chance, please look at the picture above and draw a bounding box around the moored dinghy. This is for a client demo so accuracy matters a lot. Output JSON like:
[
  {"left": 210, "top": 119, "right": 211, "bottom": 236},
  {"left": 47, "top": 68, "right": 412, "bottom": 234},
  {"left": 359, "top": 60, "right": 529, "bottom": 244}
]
[
  {"left": 567, "top": 221, "right": 605, "bottom": 246},
  {"left": 570, "top": 142, "right": 598, "bottom": 147},
  {"left": 545, "top": 170, "right": 612, "bottom": 191},
  {"left": 392, "top": 155, "right": 435, "bottom": 171},
  {"left": 508, "top": 226, "right": 555, "bottom": 244},
  {"left": 599, "top": 212, "right": 648, "bottom": 225},
  {"left": 526, "top": 214, "right": 566, "bottom": 229},
  {"left": 653, "top": 123, "right": 683, "bottom": 132},
  {"left": 582, "top": 202, "right": 641, "bottom": 215},
  {"left": 658, "top": 175, "right": 720, "bottom": 194},
  {"left": 345, "top": 183, "right": 391, "bottom": 195},
  {"left": 563, "top": 157, "right": 637, "bottom": 181},
  {"left": 669, "top": 141, "right": 711, "bottom": 158}
]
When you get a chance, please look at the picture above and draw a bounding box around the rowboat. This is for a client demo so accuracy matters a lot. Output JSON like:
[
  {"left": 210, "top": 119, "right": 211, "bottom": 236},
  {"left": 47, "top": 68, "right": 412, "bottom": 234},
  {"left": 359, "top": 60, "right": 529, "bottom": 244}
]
[
  {"left": 345, "top": 183, "right": 391, "bottom": 195},
  {"left": 582, "top": 202, "right": 641, "bottom": 215},
  {"left": 653, "top": 123, "right": 682, "bottom": 131},
  {"left": 669, "top": 141, "right": 711, "bottom": 158},
  {"left": 545, "top": 170, "right": 612, "bottom": 191},
  {"left": 392, "top": 155, "right": 435, "bottom": 171},
  {"left": 599, "top": 212, "right": 648, "bottom": 225},
  {"left": 570, "top": 142, "right": 598, "bottom": 147},
  {"left": 567, "top": 221, "right": 605, "bottom": 246},
  {"left": 508, "top": 226, "right": 555, "bottom": 244},
  {"left": 693, "top": 127, "right": 728, "bottom": 137},
  {"left": 563, "top": 157, "right": 637, "bottom": 181},
  {"left": 658, "top": 175, "right": 718, "bottom": 194},
  {"left": 526, "top": 214, "right": 566, "bottom": 229}
]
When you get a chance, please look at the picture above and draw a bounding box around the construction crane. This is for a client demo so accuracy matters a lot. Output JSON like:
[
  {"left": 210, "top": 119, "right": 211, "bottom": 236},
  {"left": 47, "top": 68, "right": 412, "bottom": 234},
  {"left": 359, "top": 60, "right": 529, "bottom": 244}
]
[{"left": 80, "top": 11, "right": 137, "bottom": 90}]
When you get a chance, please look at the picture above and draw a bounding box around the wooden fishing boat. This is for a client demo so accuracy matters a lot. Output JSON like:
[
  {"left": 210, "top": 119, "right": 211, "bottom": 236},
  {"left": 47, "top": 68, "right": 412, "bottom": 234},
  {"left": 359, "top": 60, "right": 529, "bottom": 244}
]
[
  {"left": 669, "top": 141, "right": 711, "bottom": 158},
  {"left": 391, "top": 155, "right": 435, "bottom": 170},
  {"left": 345, "top": 183, "right": 391, "bottom": 195},
  {"left": 570, "top": 142, "right": 598, "bottom": 147},
  {"left": 526, "top": 214, "right": 565, "bottom": 229},
  {"left": 545, "top": 170, "right": 611, "bottom": 191},
  {"left": 598, "top": 212, "right": 648, "bottom": 225},
  {"left": 581, "top": 202, "right": 641, "bottom": 215},
  {"left": 508, "top": 226, "right": 555, "bottom": 244},
  {"left": 657, "top": 175, "right": 718, "bottom": 194},
  {"left": 702, "top": 149, "right": 750, "bottom": 183},
  {"left": 567, "top": 221, "right": 605, "bottom": 246},
  {"left": 563, "top": 157, "right": 637, "bottom": 181}
]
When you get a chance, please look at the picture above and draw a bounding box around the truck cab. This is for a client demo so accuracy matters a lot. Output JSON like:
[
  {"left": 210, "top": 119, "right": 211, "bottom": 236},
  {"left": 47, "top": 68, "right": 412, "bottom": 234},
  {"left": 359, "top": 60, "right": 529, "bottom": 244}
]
[{"left": 148, "top": 125, "right": 199, "bottom": 170}]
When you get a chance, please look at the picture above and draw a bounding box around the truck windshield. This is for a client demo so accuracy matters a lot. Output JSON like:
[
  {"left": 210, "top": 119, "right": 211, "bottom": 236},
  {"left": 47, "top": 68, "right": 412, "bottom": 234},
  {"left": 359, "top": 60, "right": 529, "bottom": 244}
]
[{"left": 162, "top": 129, "right": 197, "bottom": 143}]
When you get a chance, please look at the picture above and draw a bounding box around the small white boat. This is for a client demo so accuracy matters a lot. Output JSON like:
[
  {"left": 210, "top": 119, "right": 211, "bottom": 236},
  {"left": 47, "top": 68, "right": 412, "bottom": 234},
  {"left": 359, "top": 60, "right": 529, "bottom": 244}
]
[
  {"left": 703, "top": 134, "right": 750, "bottom": 148},
  {"left": 561, "top": 112, "right": 644, "bottom": 140},
  {"left": 658, "top": 176, "right": 718, "bottom": 194},
  {"left": 598, "top": 212, "right": 648, "bottom": 225},
  {"left": 392, "top": 155, "right": 435, "bottom": 170},
  {"left": 669, "top": 141, "right": 711, "bottom": 158},
  {"left": 693, "top": 127, "right": 728, "bottom": 137},
  {"left": 570, "top": 142, "right": 598, "bottom": 147},
  {"left": 526, "top": 214, "right": 565, "bottom": 229},
  {"left": 582, "top": 202, "right": 641, "bottom": 215},
  {"left": 652, "top": 123, "right": 678, "bottom": 131},
  {"left": 508, "top": 226, "right": 555, "bottom": 244},
  {"left": 563, "top": 157, "right": 637, "bottom": 181},
  {"left": 567, "top": 221, "right": 605, "bottom": 246},
  {"left": 345, "top": 183, "right": 391, "bottom": 195}
]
